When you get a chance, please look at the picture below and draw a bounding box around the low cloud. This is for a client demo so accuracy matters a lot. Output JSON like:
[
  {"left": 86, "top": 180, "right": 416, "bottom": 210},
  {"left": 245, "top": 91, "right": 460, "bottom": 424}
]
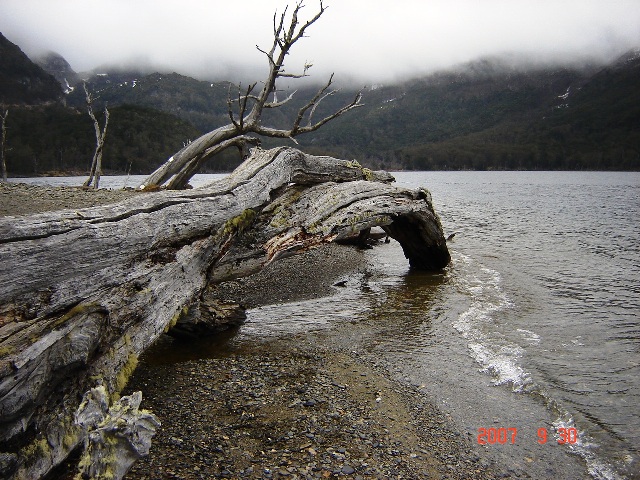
[{"left": 1, "top": 0, "right": 639, "bottom": 84}]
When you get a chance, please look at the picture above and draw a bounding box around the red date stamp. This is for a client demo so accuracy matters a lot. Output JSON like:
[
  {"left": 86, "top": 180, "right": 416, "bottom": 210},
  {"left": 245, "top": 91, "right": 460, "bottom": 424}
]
[{"left": 477, "top": 427, "right": 579, "bottom": 445}]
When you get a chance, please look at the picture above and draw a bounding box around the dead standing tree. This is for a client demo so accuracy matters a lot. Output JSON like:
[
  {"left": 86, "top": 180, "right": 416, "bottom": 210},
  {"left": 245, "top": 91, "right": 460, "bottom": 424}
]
[
  {"left": 1, "top": 108, "right": 8, "bottom": 182},
  {"left": 138, "top": 1, "right": 363, "bottom": 191},
  {"left": 83, "top": 82, "right": 110, "bottom": 189}
]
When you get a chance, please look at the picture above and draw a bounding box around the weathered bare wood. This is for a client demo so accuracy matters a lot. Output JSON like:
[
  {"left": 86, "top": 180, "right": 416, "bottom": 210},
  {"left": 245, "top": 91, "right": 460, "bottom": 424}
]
[
  {"left": 0, "top": 108, "right": 8, "bottom": 182},
  {"left": 75, "top": 387, "right": 160, "bottom": 479},
  {"left": 82, "top": 83, "right": 109, "bottom": 189},
  {"left": 0, "top": 147, "right": 449, "bottom": 479}
]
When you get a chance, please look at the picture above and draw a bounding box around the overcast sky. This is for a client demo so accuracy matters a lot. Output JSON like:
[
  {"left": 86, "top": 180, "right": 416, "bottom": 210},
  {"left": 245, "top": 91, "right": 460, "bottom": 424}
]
[{"left": 1, "top": 0, "right": 639, "bottom": 84}]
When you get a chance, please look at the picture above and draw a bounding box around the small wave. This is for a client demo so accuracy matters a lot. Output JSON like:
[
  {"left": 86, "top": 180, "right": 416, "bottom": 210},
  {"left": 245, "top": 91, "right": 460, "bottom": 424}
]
[
  {"left": 468, "top": 342, "right": 533, "bottom": 392},
  {"left": 552, "top": 418, "right": 624, "bottom": 480},
  {"left": 455, "top": 252, "right": 625, "bottom": 479},
  {"left": 517, "top": 328, "right": 542, "bottom": 344},
  {"left": 454, "top": 254, "right": 528, "bottom": 390}
]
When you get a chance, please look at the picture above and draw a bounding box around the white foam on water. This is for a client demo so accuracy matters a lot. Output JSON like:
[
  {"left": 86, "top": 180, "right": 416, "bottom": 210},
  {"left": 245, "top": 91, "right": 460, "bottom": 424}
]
[
  {"left": 551, "top": 418, "right": 623, "bottom": 480},
  {"left": 453, "top": 253, "right": 530, "bottom": 391},
  {"left": 454, "top": 251, "right": 624, "bottom": 479},
  {"left": 468, "top": 342, "right": 533, "bottom": 392},
  {"left": 517, "top": 328, "right": 542, "bottom": 344}
]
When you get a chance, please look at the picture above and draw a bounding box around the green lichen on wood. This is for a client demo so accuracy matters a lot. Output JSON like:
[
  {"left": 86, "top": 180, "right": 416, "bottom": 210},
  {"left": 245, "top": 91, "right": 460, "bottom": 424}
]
[
  {"left": 0, "top": 345, "right": 15, "bottom": 358},
  {"left": 21, "top": 436, "right": 50, "bottom": 463},
  {"left": 112, "top": 353, "right": 138, "bottom": 399},
  {"left": 164, "top": 305, "right": 188, "bottom": 333},
  {"left": 61, "top": 416, "right": 80, "bottom": 450},
  {"left": 265, "top": 187, "right": 305, "bottom": 229},
  {"left": 50, "top": 302, "right": 105, "bottom": 330},
  {"left": 345, "top": 159, "right": 362, "bottom": 168},
  {"left": 222, "top": 208, "right": 257, "bottom": 236},
  {"left": 76, "top": 432, "right": 120, "bottom": 480},
  {"left": 63, "top": 430, "right": 78, "bottom": 450},
  {"left": 345, "top": 159, "right": 375, "bottom": 181}
]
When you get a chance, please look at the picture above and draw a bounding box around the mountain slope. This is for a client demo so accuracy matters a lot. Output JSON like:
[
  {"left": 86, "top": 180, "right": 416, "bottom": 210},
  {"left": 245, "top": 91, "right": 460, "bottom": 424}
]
[
  {"left": 0, "top": 32, "right": 63, "bottom": 105},
  {"left": 66, "top": 71, "right": 233, "bottom": 132},
  {"left": 67, "top": 52, "right": 639, "bottom": 171},
  {"left": 3, "top": 39, "right": 639, "bottom": 173},
  {"left": 292, "top": 54, "right": 639, "bottom": 170},
  {"left": 34, "top": 51, "right": 80, "bottom": 93}
]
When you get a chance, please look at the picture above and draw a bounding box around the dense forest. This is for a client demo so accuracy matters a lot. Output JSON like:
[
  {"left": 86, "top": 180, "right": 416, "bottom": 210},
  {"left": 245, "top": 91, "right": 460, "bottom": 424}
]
[{"left": 1, "top": 31, "right": 638, "bottom": 176}]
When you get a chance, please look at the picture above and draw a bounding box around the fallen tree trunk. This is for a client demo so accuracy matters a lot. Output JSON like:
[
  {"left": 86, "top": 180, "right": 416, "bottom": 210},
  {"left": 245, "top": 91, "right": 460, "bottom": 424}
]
[{"left": 0, "top": 147, "right": 450, "bottom": 479}]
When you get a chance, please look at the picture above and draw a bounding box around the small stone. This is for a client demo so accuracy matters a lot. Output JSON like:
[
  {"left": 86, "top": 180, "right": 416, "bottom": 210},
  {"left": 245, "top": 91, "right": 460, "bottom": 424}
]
[{"left": 341, "top": 465, "right": 356, "bottom": 475}]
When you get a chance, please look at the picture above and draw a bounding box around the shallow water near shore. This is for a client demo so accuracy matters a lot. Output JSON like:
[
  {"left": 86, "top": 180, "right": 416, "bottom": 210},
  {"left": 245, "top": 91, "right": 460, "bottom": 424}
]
[
  {"left": 18, "top": 171, "right": 640, "bottom": 478},
  {"left": 244, "top": 171, "right": 639, "bottom": 479}
]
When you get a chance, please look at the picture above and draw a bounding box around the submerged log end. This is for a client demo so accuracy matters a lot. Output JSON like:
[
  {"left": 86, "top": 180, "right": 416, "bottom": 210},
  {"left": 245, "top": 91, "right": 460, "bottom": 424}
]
[{"left": 384, "top": 211, "right": 451, "bottom": 271}]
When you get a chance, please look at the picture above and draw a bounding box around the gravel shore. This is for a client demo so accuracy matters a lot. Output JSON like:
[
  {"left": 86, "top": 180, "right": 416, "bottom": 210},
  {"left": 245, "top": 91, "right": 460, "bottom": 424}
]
[
  {"left": 121, "top": 241, "right": 504, "bottom": 479},
  {"left": 123, "top": 340, "right": 499, "bottom": 480},
  {"left": 0, "top": 182, "right": 142, "bottom": 216},
  {"left": 3, "top": 183, "right": 503, "bottom": 479}
]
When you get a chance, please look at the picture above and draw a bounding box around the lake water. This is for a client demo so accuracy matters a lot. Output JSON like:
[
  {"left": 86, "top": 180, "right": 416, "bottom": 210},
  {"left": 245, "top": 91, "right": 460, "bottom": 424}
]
[
  {"left": 15, "top": 171, "right": 639, "bottom": 479},
  {"left": 375, "top": 172, "right": 640, "bottom": 479}
]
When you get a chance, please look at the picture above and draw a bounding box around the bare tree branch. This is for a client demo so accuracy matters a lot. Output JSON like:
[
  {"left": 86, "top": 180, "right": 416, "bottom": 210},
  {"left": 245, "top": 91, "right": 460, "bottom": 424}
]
[
  {"left": 227, "top": 85, "right": 241, "bottom": 130},
  {"left": 264, "top": 89, "right": 298, "bottom": 108},
  {"left": 253, "top": 89, "right": 363, "bottom": 140},
  {"left": 292, "top": 73, "right": 336, "bottom": 132},
  {"left": 166, "top": 135, "right": 261, "bottom": 190},
  {"left": 140, "top": 1, "right": 361, "bottom": 190},
  {"left": 307, "top": 89, "right": 337, "bottom": 126}
]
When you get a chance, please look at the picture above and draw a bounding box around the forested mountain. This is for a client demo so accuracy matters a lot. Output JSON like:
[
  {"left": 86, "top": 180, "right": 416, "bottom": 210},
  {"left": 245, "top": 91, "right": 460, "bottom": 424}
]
[
  {"left": 0, "top": 33, "right": 62, "bottom": 105},
  {"left": 0, "top": 33, "right": 215, "bottom": 176},
  {"left": 64, "top": 71, "right": 233, "bottom": 133},
  {"left": 291, "top": 53, "right": 640, "bottom": 170},
  {"left": 2, "top": 29, "right": 638, "bottom": 176},
  {"left": 6, "top": 104, "right": 202, "bottom": 176}
]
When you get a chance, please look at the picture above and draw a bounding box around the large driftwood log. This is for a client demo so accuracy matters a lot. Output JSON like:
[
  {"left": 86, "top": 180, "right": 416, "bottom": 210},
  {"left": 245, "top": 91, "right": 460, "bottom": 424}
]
[{"left": 0, "top": 147, "right": 450, "bottom": 479}]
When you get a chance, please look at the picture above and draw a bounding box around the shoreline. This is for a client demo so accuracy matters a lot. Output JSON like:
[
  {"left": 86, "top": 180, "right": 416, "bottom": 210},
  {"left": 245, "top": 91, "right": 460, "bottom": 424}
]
[
  {"left": 117, "top": 242, "right": 504, "bottom": 479},
  {"left": 122, "top": 335, "right": 502, "bottom": 479},
  {"left": 0, "top": 182, "right": 143, "bottom": 216},
  {"left": 4, "top": 183, "right": 502, "bottom": 478}
]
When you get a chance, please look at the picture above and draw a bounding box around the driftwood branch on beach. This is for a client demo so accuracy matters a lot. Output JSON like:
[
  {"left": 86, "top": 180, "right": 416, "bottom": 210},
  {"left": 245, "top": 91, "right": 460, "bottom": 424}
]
[{"left": 0, "top": 147, "right": 450, "bottom": 479}]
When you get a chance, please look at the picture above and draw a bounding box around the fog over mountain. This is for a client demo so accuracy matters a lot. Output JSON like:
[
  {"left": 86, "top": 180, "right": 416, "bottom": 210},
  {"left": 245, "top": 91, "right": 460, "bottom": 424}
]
[{"left": 1, "top": 0, "right": 639, "bottom": 84}]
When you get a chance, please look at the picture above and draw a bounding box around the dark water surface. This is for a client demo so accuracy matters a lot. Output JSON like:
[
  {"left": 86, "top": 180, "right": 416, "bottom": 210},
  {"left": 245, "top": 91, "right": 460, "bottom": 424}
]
[{"left": 20, "top": 171, "right": 639, "bottom": 479}]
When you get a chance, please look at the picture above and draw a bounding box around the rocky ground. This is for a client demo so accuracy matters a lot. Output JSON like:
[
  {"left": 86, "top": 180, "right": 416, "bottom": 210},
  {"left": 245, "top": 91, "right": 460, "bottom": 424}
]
[
  {"left": 3, "top": 183, "right": 504, "bottom": 479},
  {"left": 119, "top": 239, "right": 504, "bottom": 479},
  {"left": 121, "top": 341, "right": 499, "bottom": 480}
]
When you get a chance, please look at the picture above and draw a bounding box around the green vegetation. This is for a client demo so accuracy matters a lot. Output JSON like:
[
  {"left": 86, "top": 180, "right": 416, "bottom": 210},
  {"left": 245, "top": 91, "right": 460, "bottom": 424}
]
[
  {"left": 5, "top": 104, "right": 202, "bottom": 176},
  {"left": 0, "top": 345, "right": 16, "bottom": 358},
  {"left": 164, "top": 305, "right": 189, "bottom": 333},
  {"left": 222, "top": 209, "right": 258, "bottom": 236},
  {"left": 296, "top": 58, "right": 640, "bottom": 171}
]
